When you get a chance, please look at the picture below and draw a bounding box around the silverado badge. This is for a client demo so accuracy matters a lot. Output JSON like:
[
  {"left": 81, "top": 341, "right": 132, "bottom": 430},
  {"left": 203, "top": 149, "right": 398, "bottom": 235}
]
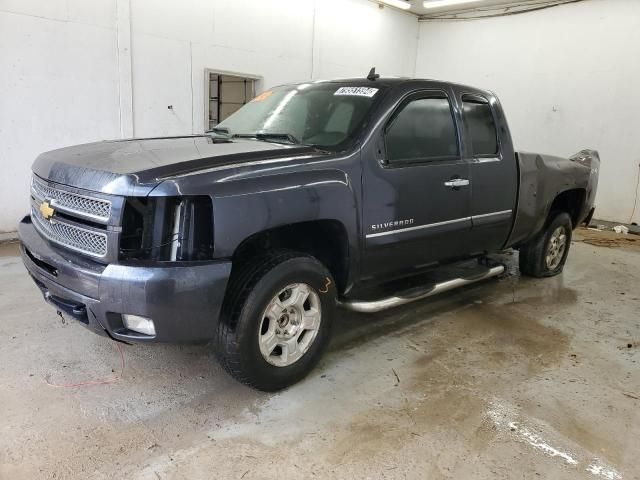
[{"left": 39, "top": 201, "right": 55, "bottom": 220}]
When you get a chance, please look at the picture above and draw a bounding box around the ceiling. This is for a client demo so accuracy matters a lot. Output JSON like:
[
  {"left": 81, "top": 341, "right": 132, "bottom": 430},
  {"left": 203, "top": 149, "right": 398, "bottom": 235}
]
[
  {"left": 378, "top": 0, "right": 581, "bottom": 19},
  {"left": 415, "top": 0, "right": 530, "bottom": 16}
]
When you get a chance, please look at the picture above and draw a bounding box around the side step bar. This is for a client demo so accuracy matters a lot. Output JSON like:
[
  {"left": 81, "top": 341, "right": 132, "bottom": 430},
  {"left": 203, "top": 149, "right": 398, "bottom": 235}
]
[{"left": 340, "top": 265, "right": 505, "bottom": 313}]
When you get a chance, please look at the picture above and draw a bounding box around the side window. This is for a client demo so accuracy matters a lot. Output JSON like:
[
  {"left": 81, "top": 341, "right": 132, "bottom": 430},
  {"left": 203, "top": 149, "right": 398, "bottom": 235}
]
[
  {"left": 462, "top": 96, "right": 498, "bottom": 156},
  {"left": 385, "top": 97, "right": 458, "bottom": 164}
]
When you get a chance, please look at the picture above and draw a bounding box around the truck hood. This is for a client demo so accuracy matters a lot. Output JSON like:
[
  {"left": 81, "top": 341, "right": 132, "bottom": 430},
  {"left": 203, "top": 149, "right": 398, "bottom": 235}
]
[{"left": 32, "top": 136, "right": 323, "bottom": 196}]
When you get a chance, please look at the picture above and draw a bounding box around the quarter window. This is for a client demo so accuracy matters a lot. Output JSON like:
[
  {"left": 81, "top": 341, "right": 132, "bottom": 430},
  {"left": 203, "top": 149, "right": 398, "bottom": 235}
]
[
  {"left": 462, "top": 96, "right": 498, "bottom": 156},
  {"left": 385, "top": 97, "right": 459, "bottom": 163}
]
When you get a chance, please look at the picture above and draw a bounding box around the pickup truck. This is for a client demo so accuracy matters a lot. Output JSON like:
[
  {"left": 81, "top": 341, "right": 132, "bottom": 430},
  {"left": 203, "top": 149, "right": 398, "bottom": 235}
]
[{"left": 19, "top": 73, "right": 599, "bottom": 390}]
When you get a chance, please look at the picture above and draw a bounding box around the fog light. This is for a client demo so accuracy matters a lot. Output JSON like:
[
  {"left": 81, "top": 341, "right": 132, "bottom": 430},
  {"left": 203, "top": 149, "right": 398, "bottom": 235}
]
[{"left": 122, "top": 314, "right": 156, "bottom": 336}]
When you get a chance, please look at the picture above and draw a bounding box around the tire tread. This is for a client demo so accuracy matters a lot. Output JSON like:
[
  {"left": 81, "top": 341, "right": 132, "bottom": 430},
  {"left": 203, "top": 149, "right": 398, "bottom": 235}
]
[
  {"left": 519, "top": 211, "right": 572, "bottom": 278},
  {"left": 215, "top": 250, "right": 323, "bottom": 389}
]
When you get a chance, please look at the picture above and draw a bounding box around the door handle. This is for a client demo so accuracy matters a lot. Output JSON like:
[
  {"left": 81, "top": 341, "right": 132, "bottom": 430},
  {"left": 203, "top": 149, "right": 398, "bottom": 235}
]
[{"left": 444, "top": 178, "right": 470, "bottom": 188}]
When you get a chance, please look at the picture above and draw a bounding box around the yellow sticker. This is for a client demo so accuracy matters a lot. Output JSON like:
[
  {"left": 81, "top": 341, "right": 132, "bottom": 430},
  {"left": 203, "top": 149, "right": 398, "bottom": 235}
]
[
  {"left": 319, "top": 277, "right": 332, "bottom": 294},
  {"left": 252, "top": 90, "right": 273, "bottom": 103}
]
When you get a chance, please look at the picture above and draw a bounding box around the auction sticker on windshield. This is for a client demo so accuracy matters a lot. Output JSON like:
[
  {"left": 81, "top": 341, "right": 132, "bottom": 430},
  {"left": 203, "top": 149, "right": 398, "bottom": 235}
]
[{"left": 334, "top": 87, "right": 379, "bottom": 97}]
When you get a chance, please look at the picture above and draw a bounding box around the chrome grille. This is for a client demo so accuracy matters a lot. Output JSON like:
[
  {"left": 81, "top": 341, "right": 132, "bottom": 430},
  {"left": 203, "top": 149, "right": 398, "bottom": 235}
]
[
  {"left": 31, "top": 176, "right": 111, "bottom": 222},
  {"left": 31, "top": 205, "right": 108, "bottom": 258}
]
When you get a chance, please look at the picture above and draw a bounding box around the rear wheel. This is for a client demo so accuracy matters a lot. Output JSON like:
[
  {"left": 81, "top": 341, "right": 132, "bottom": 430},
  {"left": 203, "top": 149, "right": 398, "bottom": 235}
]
[
  {"left": 215, "top": 251, "right": 336, "bottom": 391},
  {"left": 519, "top": 212, "right": 573, "bottom": 278}
]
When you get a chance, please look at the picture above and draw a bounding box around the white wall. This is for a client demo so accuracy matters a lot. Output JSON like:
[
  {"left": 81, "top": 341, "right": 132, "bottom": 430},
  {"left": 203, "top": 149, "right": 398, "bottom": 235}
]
[
  {"left": 0, "top": 0, "right": 121, "bottom": 233},
  {"left": 3, "top": 0, "right": 639, "bottom": 232},
  {"left": 131, "top": 0, "right": 419, "bottom": 137},
  {"left": 0, "top": 0, "right": 419, "bottom": 233},
  {"left": 416, "top": 0, "right": 640, "bottom": 224}
]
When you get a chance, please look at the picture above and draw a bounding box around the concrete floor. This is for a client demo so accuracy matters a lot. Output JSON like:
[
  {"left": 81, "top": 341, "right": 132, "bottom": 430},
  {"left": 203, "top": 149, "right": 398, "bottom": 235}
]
[{"left": 0, "top": 229, "right": 638, "bottom": 480}]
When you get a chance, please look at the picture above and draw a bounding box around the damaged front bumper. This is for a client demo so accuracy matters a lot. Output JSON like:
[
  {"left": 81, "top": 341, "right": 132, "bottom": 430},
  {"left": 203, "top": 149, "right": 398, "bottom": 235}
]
[{"left": 18, "top": 216, "right": 231, "bottom": 343}]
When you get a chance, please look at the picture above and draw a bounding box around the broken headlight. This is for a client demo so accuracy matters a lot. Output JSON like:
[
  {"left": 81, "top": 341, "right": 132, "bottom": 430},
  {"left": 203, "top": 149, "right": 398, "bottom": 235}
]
[{"left": 119, "top": 196, "right": 214, "bottom": 261}]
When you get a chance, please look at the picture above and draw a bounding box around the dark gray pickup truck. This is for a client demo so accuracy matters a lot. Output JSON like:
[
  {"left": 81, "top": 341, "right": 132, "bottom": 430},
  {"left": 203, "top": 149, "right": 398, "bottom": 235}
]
[{"left": 19, "top": 73, "right": 599, "bottom": 390}]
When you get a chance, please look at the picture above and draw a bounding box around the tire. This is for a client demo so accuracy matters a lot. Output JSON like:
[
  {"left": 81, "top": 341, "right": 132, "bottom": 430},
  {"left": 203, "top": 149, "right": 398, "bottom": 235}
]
[
  {"left": 215, "top": 250, "right": 336, "bottom": 391},
  {"left": 519, "top": 212, "right": 573, "bottom": 278}
]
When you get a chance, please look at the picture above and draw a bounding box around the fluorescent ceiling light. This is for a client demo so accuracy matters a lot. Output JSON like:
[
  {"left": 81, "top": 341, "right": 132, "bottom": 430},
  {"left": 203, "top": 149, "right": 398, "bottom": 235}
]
[
  {"left": 379, "top": 0, "right": 412, "bottom": 10},
  {"left": 423, "top": 0, "right": 478, "bottom": 8}
]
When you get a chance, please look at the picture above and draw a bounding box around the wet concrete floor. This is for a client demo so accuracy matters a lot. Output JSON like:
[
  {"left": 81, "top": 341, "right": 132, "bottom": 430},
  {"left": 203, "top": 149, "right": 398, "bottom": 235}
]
[{"left": 0, "top": 229, "right": 638, "bottom": 479}]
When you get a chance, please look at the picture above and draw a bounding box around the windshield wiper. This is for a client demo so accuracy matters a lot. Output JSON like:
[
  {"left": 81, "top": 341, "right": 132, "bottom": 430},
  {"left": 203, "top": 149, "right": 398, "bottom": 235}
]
[
  {"left": 206, "top": 127, "right": 231, "bottom": 136},
  {"left": 233, "top": 133, "right": 301, "bottom": 145}
]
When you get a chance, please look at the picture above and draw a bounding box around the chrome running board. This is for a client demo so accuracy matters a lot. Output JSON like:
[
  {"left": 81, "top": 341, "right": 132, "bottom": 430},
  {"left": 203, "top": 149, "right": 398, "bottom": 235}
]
[{"left": 340, "top": 265, "right": 505, "bottom": 313}]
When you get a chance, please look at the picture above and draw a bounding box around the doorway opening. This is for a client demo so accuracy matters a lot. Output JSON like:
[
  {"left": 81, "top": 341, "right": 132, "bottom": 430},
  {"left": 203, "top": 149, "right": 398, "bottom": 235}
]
[{"left": 205, "top": 70, "right": 260, "bottom": 131}]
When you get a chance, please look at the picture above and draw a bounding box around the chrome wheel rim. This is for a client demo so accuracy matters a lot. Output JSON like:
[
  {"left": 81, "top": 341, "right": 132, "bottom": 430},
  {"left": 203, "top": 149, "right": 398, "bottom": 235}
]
[
  {"left": 258, "top": 283, "right": 322, "bottom": 367},
  {"left": 546, "top": 226, "right": 567, "bottom": 270}
]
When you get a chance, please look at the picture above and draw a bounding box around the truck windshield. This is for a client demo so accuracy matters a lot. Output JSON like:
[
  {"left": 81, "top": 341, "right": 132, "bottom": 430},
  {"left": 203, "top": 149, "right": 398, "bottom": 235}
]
[{"left": 213, "top": 83, "right": 385, "bottom": 148}]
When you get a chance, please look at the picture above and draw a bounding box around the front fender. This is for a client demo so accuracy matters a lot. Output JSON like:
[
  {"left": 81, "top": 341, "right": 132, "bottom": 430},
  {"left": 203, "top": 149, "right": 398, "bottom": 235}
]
[{"left": 210, "top": 168, "right": 359, "bottom": 259}]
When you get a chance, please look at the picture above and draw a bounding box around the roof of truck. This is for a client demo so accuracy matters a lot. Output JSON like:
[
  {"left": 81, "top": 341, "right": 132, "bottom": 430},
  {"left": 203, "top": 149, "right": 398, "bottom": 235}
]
[
  {"left": 318, "top": 77, "right": 411, "bottom": 85},
  {"left": 281, "top": 77, "right": 490, "bottom": 95}
]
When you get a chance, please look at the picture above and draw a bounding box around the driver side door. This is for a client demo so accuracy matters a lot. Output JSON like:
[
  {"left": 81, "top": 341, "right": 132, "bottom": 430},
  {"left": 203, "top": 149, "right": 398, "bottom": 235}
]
[{"left": 361, "top": 89, "right": 472, "bottom": 281}]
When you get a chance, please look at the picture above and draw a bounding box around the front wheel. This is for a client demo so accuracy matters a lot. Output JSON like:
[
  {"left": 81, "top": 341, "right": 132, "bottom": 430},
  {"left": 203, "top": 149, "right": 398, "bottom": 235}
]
[
  {"left": 215, "top": 251, "right": 336, "bottom": 391},
  {"left": 519, "top": 212, "right": 573, "bottom": 278}
]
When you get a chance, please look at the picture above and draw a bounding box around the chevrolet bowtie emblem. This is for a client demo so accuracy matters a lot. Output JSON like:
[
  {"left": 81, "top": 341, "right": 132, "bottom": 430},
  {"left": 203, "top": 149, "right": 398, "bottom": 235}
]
[{"left": 39, "top": 201, "right": 55, "bottom": 220}]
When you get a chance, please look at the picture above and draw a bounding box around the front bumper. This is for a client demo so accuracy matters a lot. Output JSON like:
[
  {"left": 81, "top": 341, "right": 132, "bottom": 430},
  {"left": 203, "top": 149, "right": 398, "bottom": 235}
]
[{"left": 18, "top": 216, "right": 231, "bottom": 343}]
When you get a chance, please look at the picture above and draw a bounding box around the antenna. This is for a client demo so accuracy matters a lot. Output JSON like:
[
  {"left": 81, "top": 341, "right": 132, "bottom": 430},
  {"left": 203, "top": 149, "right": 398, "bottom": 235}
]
[{"left": 367, "top": 67, "right": 380, "bottom": 81}]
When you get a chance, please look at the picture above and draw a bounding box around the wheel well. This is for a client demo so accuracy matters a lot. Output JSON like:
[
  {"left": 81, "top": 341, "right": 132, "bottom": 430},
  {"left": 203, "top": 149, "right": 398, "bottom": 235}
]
[
  {"left": 231, "top": 220, "right": 350, "bottom": 293},
  {"left": 548, "top": 189, "right": 586, "bottom": 228}
]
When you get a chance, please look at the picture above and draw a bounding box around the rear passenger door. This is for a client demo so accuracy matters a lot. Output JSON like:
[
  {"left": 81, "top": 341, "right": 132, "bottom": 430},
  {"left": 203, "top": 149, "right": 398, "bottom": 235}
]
[
  {"left": 460, "top": 93, "right": 518, "bottom": 253},
  {"left": 361, "top": 90, "right": 472, "bottom": 280}
]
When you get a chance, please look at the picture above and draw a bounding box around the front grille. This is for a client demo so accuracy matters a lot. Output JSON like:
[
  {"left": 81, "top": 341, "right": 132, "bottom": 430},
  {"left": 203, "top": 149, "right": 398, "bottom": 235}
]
[
  {"left": 31, "top": 176, "right": 111, "bottom": 222},
  {"left": 31, "top": 205, "right": 108, "bottom": 258}
]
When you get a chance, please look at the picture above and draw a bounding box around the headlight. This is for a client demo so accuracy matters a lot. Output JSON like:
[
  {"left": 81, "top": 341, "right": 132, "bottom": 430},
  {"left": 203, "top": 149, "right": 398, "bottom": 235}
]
[{"left": 119, "top": 196, "right": 213, "bottom": 261}]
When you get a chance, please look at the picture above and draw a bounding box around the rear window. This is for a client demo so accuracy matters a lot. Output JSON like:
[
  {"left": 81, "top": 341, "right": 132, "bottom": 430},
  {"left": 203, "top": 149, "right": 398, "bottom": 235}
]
[{"left": 462, "top": 96, "right": 498, "bottom": 156}]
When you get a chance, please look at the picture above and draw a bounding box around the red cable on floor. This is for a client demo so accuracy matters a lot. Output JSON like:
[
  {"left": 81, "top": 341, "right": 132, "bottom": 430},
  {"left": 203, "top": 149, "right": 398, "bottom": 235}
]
[{"left": 44, "top": 342, "right": 125, "bottom": 388}]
